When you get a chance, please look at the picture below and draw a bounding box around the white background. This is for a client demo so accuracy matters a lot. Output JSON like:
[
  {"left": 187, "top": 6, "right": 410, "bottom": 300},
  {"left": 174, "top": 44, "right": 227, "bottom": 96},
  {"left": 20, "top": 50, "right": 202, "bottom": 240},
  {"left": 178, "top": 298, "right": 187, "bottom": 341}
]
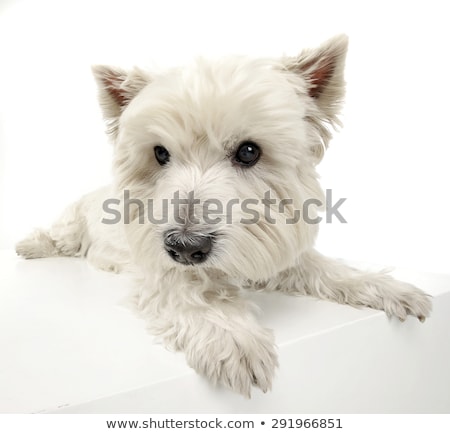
[{"left": 0, "top": 0, "right": 449, "bottom": 273}]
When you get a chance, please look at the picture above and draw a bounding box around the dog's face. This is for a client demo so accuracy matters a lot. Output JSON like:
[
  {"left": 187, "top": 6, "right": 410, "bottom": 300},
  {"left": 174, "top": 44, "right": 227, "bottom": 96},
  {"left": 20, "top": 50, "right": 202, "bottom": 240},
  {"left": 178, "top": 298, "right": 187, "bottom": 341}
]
[{"left": 94, "top": 35, "right": 348, "bottom": 280}]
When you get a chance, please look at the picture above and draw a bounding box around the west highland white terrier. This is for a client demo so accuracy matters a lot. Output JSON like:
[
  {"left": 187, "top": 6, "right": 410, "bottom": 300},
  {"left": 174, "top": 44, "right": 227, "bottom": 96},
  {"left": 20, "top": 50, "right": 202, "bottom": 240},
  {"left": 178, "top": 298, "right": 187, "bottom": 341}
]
[{"left": 16, "top": 35, "right": 431, "bottom": 397}]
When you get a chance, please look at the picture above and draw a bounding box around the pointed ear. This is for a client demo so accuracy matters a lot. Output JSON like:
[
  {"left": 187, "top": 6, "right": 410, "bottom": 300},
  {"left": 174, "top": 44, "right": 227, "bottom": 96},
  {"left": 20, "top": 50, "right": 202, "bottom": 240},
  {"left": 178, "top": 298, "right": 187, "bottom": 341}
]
[
  {"left": 286, "top": 35, "right": 348, "bottom": 111},
  {"left": 291, "top": 34, "right": 348, "bottom": 101},
  {"left": 285, "top": 35, "right": 348, "bottom": 160},
  {"left": 92, "top": 65, "right": 150, "bottom": 140}
]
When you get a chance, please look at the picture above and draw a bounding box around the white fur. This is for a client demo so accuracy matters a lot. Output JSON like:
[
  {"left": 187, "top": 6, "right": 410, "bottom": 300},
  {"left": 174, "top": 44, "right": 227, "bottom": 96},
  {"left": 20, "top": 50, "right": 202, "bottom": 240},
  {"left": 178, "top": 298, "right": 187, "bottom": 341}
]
[{"left": 16, "top": 35, "right": 431, "bottom": 397}]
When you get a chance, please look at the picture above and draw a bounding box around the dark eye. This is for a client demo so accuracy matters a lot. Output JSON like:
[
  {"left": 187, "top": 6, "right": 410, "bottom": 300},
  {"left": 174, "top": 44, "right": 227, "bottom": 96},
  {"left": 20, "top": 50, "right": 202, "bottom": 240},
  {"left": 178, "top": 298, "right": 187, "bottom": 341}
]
[
  {"left": 233, "top": 141, "right": 261, "bottom": 167},
  {"left": 154, "top": 145, "right": 170, "bottom": 166}
]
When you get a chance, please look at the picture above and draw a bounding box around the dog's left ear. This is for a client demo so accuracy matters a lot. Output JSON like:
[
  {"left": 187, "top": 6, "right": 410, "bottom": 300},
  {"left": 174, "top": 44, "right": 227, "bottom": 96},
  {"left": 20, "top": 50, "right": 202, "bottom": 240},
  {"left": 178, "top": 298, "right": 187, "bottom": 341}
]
[
  {"left": 92, "top": 65, "right": 150, "bottom": 140},
  {"left": 285, "top": 35, "right": 348, "bottom": 160}
]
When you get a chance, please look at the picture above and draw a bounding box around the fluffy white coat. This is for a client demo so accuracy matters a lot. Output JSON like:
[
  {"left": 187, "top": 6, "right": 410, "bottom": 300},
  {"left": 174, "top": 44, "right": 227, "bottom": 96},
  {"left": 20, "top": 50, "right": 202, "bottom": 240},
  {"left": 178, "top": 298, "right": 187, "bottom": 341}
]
[{"left": 16, "top": 35, "right": 431, "bottom": 397}]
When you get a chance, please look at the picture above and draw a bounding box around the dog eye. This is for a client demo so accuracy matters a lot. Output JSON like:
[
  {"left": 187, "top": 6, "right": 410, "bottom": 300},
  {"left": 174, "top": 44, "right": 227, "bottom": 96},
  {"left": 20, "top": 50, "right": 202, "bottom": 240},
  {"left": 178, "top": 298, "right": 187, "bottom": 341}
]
[
  {"left": 233, "top": 141, "right": 261, "bottom": 167},
  {"left": 154, "top": 145, "right": 170, "bottom": 166}
]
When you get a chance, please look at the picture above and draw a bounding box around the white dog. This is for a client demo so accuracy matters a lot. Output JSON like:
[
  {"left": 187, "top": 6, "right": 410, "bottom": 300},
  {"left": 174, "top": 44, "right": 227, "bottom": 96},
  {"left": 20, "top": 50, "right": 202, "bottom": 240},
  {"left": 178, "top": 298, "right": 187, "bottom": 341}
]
[{"left": 16, "top": 35, "right": 431, "bottom": 397}]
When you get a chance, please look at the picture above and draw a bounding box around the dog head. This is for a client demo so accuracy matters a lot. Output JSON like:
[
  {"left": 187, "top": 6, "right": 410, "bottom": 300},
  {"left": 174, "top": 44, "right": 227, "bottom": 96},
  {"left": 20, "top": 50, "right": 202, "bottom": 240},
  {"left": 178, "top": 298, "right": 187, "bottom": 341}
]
[{"left": 93, "top": 35, "right": 348, "bottom": 280}]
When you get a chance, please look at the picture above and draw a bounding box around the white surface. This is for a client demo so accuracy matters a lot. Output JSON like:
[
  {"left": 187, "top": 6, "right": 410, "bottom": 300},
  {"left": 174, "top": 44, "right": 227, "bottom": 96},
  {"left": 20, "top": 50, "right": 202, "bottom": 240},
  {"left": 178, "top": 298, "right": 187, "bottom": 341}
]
[{"left": 1, "top": 250, "right": 449, "bottom": 414}]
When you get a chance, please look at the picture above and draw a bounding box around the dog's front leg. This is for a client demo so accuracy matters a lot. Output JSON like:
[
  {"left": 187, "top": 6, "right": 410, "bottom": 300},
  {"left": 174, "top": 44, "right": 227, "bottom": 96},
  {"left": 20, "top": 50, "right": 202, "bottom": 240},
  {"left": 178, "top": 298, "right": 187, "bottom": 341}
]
[
  {"left": 263, "top": 249, "right": 432, "bottom": 322},
  {"left": 137, "top": 272, "right": 278, "bottom": 397}
]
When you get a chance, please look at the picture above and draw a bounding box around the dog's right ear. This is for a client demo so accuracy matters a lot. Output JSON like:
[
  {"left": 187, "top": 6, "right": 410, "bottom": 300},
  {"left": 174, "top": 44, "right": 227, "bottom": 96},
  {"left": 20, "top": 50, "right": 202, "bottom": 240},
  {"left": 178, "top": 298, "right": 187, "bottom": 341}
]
[{"left": 92, "top": 65, "right": 150, "bottom": 140}]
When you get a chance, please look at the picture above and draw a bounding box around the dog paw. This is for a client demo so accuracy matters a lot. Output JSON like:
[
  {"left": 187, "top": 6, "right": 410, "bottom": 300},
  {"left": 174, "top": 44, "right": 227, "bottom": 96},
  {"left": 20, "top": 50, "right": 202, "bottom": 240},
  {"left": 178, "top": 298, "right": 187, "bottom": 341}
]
[
  {"left": 16, "top": 230, "right": 57, "bottom": 259},
  {"left": 186, "top": 326, "right": 278, "bottom": 397},
  {"left": 382, "top": 283, "right": 432, "bottom": 322}
]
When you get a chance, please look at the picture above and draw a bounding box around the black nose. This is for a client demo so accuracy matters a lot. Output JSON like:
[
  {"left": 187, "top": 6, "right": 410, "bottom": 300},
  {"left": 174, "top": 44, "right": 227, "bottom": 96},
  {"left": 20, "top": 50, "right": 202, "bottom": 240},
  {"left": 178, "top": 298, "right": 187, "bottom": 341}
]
[{"left": 163, "top": 231, "right": 212, "bottom": 265}]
